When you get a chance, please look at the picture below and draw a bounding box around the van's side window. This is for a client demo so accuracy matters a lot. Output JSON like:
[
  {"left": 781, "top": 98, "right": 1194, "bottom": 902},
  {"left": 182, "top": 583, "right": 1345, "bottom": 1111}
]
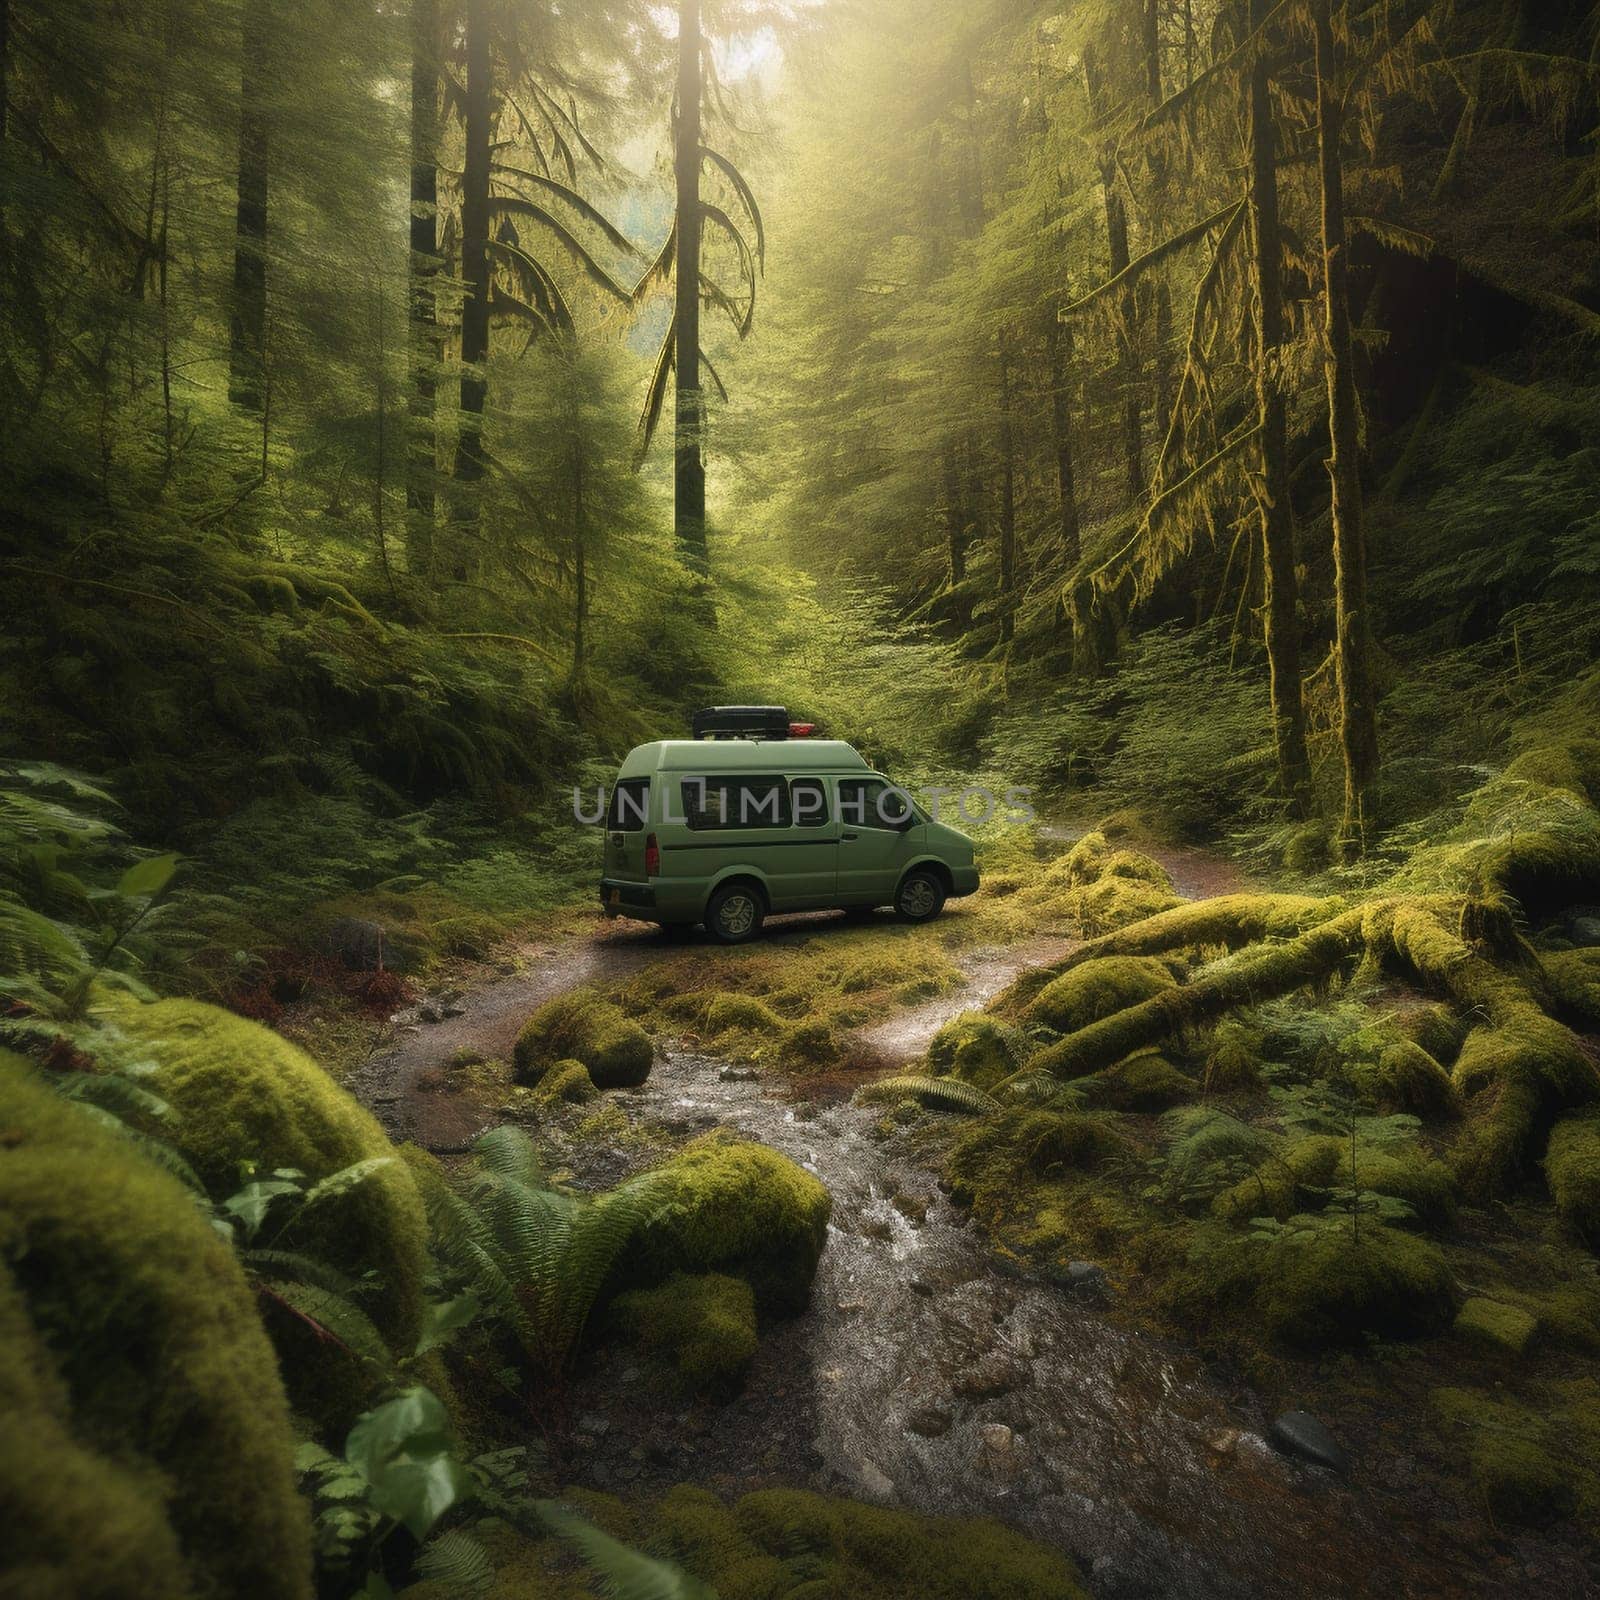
[
  {"left": 682, "top": 775, "right": 792, "bottom": 831},
  {"left": 607, "top": 778, "right": 650, "bottom": 830},
  {"left": 789, "top": 778, "right": 830, "bottom": 828},
  {"left": 837, "top": 778, "right": 912, "bottom": 831}
]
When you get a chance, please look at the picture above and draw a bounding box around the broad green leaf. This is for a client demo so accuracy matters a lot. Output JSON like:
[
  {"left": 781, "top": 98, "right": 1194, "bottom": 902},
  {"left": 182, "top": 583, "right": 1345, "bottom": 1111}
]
[
  {"left": 116, "top": 852, "right": 179, "bottom": 899},
  {"left": 345, "top": 1386, "right": 468, "bottom": 1540}
]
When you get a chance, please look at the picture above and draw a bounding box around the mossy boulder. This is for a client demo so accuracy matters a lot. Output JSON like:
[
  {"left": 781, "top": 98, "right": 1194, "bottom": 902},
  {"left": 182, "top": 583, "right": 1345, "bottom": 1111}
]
[
  {"left": 1254, "top": 1227, "right": 1457, "bottom": 1347},
  {"left": 513, "top": 988, "right": 653, "bottom": 1089},
  {"left": 1355, "top": 1038, "right": 1459, "bottom": 1116},
  {"left": 1073, "top": 873, "right": 1183, "bottom": 933},
  {"left": 0, "top": 1053, "right": 313, "bottom": 1600},
  {"left": 1028, "top": 956, "right": 1178, "bottom": 1033},
  {"left": 453, "top": 1483, "right": 1086, "bottom": 1599},
  {"left": 1431, "top": 1388, "right": 1576, "bottom": 1527},
  {"left": 925, "top": 1012, "right": 1025, "bottom": 1091},
  {"left": 1454, "top": 1296, "right": 1539, "bottom": 1356},
  {"left": 532, "top": 1058, "right": 597, "bottom": 1107},
  {"left": 105, "top": 996, "right": 427, "bottom": 1352},
  {"left": 1544, "top": 947, "right": 1600, "bottom": 1027},
  {"left": 705, "top": 991, "right": 788, "bottom": 1038},
  {"left": 1546, "top": 1110, "right": 1600, "bottom": 1247},
  {"left": 1202, "top": 1017, "right": 1265, "bottom": 1093},
  {"left": 611, "top": 1272, "right": 758, "bottom": 1392},
  {"left": 626, "top": 1132, "right": 831, "bottom": 1317},
  {"left": 946, "top": 1106, "right": 1129, "bottom": 1209},
  {"left": 1087, "top": 1051, "right": 1193, "bottom": 1112},
  {"left": 1213, "top": 1135, "right": 1457, "bottom": 1230}
]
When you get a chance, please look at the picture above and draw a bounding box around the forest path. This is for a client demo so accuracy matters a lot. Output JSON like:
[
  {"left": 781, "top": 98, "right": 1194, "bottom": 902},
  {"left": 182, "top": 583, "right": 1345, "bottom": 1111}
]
[{"left": 349, "top": 831, "right": 1494, "bottom": 1600}]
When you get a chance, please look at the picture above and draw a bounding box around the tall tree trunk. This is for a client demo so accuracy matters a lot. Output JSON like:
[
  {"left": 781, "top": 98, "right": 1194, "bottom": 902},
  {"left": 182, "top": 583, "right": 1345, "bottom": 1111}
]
[
  {"left": 407, "top": 0, "right": 441, "bottom": 579},
  {"left": 454, "top": 0, "right": 491, "bottom": 518},
  {"left": 673, "top": 0, "right": 707, "bottom": 570},
  {"left": 1144, "top": 0, "right": 1175, "bottom": 439},
  {"left": 573, "top": 447, "right": 587, "bottom": 678},
  {"left": 1249, "top": 0, "right": 1313, "bottom": 816},
  {"left": 229, "top": 0, "right": 270, "bottom": 414},
  {"left": 997, "top": 341, "right": 1017, "bottom": 645},
  {"left": 1084, "top": 46, "right": 1143, "bottom": 504},
  {"left": 1314, "top": 0, "right": 1379, "bottom": 853},
  {"left": 942, "top": 446, "right": 966, "bottom": 587},
  {"left": 1046, "top": 316, "right": 1081, "bottom": 566}
]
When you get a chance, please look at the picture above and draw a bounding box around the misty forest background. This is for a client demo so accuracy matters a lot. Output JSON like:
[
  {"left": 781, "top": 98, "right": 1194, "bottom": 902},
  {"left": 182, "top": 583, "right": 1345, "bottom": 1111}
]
[{"left": 7, "top": 1, "right": 1600, "bottom": 1597}]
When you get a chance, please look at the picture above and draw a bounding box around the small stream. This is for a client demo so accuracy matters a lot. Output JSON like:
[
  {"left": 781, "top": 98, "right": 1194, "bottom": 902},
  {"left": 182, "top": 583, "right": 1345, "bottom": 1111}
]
[{"left": 559, "top": 1048, "right": 1480, "bottom": 1600}]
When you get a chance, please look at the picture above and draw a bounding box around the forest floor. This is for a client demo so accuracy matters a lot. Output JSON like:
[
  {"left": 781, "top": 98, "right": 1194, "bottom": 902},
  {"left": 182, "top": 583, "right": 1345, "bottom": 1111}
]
[{"left": 334, "top": 831, "right": 1594, "bottom": 1600}]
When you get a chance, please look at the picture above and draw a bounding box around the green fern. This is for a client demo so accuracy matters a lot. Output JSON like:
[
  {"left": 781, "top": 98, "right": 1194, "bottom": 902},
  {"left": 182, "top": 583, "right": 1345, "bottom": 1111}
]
[
  {"left": 257, "top": 1278, "right": 392, "bottom": 1370},
  {"left": 415, "top": 1529, "right": 495, "bottom": 1596},
  {"left": 425, "top": 1125, "right": 670, "bottom": 1377},
  {"left": 855, "top": 1075, "right": 999, "bottom": 1115},
  {"left": 535, "top": 1500, "right": 716, "bottom": 1600}
]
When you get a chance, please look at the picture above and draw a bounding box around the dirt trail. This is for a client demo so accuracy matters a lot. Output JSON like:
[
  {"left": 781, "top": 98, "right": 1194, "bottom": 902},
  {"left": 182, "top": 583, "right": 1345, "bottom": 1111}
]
[{"left": 348, "top": 835, "right": 1560, "bottom": 1599}]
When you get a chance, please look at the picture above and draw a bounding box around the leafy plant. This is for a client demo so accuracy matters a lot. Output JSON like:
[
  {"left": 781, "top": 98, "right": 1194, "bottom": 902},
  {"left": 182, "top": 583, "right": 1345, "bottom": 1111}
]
[
  {"left": 423, "top": 1124, "right": 669, "bottom": 1378},
  {"left": 854, "top": 1074, "right": 999, "bottom": 1115}
]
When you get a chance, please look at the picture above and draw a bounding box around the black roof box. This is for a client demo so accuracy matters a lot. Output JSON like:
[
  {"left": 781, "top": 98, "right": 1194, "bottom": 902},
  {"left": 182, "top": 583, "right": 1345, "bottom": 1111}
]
[{"left": 692, "top": 705, "right": 789, "bottom": 740}]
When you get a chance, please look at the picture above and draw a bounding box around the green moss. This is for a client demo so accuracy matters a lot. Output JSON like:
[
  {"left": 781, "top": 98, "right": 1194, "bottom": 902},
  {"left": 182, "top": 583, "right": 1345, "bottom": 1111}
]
[
  {"left": 1213, "top": 1135, "right": 1456, "bottom": 1230},
  {"left": 1402, "top": 1003, "right": 1469, "bottom": 1069},
  {"left": 0, "top": 1053, "right": 313, "bottom": 1600},
  {"left": 1504, "top": 737, "right": 1600, "bottom": 808},
  {"left": 1430, "top": 1388, "right": 1576, "bottom": 1527},
  {"left": 1028, "top": 955, "right": 1178, "bottom": 1033},
  {"left": 1176, "top": 1223, "right": 1456, "bottom": 1348},
  {"left": 1546, "top": 1110, "right": 1600, "bottom": 1246},
  {"left": 1202, "top": 1017, "right": 1264, "bottom": 1093},
  {"left": 946, "top": 1106, "right": 1129, "bottom": 1210},
  {"left": 1088, "top": 1051, "right": 1193, "bottom": 1112},
  {"left": 925, "top": 1012, "right": 1026, "bottom": 1091},
  {"left": 533, "top": 1058, "right": 598, "bottom": 1106},
  {"left": 465, "top": 1482, "right": 1087, "bottom": 1599},
  {"left": 1355, "top": 1038, "right": 1459, "bottom": 1116},
  {"left": 627, "top": 1132, "right": 831, "bottom": 1317},
  {"left": 104, "top": 996, "right": 427, "bottom": 1351},
  {"left": 1072, "top": 873, "right": 1183, "bottom": 934},
  {"left": 706, "top": 991, "right": 788, "bottom": 1037},
  {"left": 611, "top": 1272, "right": 758, "bottom": 1391},
  {"left": 1544, "top": 947, "right": 1600, "bottom": 1027},
  {"left": 513, "top": 988, "right": 653, "bottom": 1088},
  {"left": 1454, "top": 1296, "right": 1539, "bottom": 1355}
]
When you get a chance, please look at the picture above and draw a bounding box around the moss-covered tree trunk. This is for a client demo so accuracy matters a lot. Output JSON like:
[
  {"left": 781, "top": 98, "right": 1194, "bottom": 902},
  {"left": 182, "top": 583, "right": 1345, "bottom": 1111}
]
[
  {"left": 453, "top": 0, "right": 491, "bottom": 522},
  {"left": 1084, "top": 44, "right": 1143, "bottom": 506},
  {"left": 1314, "top": 0, "right": 1379, "bottom": 853},
  {"left": 673, "top": 0, "right": 707, "bottom": 571},
  {"left": 406, "top": 0, "right": 440, "bottom": 580},
  {"left": 942, "top": 446, "right": 967, "bottom": 588},
  {"left": 228, "top": 0, "right": 270, "bottom": 417},
  {"left": 1249, "top": 0, "right": 1313, "bottom": 815}
]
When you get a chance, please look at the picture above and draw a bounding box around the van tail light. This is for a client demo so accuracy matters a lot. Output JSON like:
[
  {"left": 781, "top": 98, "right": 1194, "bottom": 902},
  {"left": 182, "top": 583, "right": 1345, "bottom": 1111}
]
[
  {"left": 788, "top": 722, "right": 815, "bottom": 737},
  {"left": 645, "top": 833, "right": 660, "bottom": 876}
]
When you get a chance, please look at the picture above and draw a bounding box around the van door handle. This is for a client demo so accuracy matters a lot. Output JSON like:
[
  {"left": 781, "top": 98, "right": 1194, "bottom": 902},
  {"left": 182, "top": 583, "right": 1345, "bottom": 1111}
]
[{"left": 841, "top": 831, "right": 858, "bottom": 841}]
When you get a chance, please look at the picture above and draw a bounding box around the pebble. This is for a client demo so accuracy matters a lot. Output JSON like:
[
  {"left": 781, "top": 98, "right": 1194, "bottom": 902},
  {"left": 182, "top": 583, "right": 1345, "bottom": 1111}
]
[
  {"left": 1206, "top": 1429, "right": 1239, "bottom": 1456},
  {"left": 980, "top": 1423, "right": 1014, "bottom": 1453},
  {"left": 1269, "top": 1410, "right": 1349, "bottom": 1473},
  {"left": 718, "top": 1066, "right": 760, "bottom": 1082},
  {"left": 953, "top": 1352, "right": 1029, "bottom": 1401},
  {"left": 906, "top": 1406, "right": 953, "bottom": 1438},
  {"left": 857, "top": 1461, "right": 896, "bottom": 1502}
]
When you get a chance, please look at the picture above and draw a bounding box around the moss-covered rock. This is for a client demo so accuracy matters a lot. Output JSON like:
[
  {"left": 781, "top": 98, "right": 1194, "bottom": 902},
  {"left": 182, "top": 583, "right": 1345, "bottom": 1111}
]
[
  {"left": 611, "top": 1272, "right": 758, "bottom": 1391},
  {"left": 1087, "top": 1051, "right": 1193, "bottom": 1112},
  {"left": 947, "top": 1106, "right": 1129, "bottom": 1210},
  {"left": 1213, "top": 1135, "right": 1457, "bottom": 1230},
  {"left": 705, "top": 991, "right": 788, "bottom": 1038},
  {"left": 1027, "top": 955, "right": 1178, "bottom": 1033},
  {"left": 1202, "top": 1017, "right": 1265, "bottom": 1093},
  {"left": 105, "top": 996, "right": 427, "bottom": 1352},
  {"left": 925, "top": 1012, "right": 1026, "bottom": 1091},
  {"left": 1072, "top": 873, "right": 1183, "bottom": 934},
  {"left": 1355, "top": 1038, "right": 1459, "bottom": 1116},
  {"left": 533, "top": 1058, "right": 598, "bottom": 1106},
  {"left": 626, "top": 1132, "right": 831, "bottom": 1316},
  {"left": 1544, "top": 946, "right": 1600, "bottom": 1027},
  {"left": 0, "top": 1053, "right": 313, "bottom": 1600},
  {"left": 513, "top": 988, "right": 653, "bottom": 1089},
  {"left": 1431, "top": 1388, "right": 1576, "bottom": 1527},
  {"left": 1454, "top": 1296, "right": 1538, "bottom": 1355},
  {"left": 446, "top": 1483, "right": 1086, "bottom": 1599},
  {"left": 1546, "top": 1109, "right": 1600, "bottom": 1247},
  {"left": 1174, "top": 1222, "right": 1456, "bottom": 1348}
]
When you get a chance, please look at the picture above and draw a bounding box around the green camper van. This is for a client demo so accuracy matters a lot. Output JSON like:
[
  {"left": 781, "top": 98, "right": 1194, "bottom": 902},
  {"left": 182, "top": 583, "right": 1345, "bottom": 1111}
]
[{"left": 599, "top": 706, "right": 980, "bottom": 942}]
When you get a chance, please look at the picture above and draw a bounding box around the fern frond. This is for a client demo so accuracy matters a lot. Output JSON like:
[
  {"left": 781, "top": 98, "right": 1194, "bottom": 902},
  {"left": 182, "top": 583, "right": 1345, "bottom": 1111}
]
[
  {"left": 242, "top": 1248, "right": 365, "bottom": 1299},
  {"left": 855, "top": 1075, "right": 998, "bottom": 1115},
  {"left": 257, "top": 1279, "right": 392, "bottom": 1368},
  {"left": 416, "top": 1530, "right": 494, "bottom": 1596},
  {"left": 534, "top": 1501, "right": 716, "bottom": 1600},
  {"left": 472, "top": 1124, "right": 544, "bottom": 1187}
]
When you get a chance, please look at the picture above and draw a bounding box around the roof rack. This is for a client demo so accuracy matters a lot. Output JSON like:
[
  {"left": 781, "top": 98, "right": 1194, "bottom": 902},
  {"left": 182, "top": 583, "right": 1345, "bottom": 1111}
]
[{"left": 691, "top": 705, "right": 791, "bottom": 741}]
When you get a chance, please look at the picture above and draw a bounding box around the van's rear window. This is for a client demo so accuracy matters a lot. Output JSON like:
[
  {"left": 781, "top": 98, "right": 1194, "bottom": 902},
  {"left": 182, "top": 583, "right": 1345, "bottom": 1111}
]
[
  {"left": 607, "top": 779, "right": 650, "bottom": 829},
  {"left": 681, "top": 776, "right": 791, "bottom": 830}
]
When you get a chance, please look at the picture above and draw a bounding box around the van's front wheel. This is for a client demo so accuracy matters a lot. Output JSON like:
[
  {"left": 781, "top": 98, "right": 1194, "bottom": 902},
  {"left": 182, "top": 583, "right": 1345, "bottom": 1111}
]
[
  {"left": 894, "top": 868, "right": 946, "bottom": 923},
  {"left": 706, "top": 883, "right": 765, "bottom": 944}
]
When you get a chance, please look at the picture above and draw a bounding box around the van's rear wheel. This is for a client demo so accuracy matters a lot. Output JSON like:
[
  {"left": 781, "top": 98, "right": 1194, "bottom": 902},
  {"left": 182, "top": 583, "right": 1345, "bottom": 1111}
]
[
  {"left": 707, "top": 883, "right": 764, "bottom": 944},
  {"left": 895, "top": 868, "right": 946, "bottom": 923}
]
